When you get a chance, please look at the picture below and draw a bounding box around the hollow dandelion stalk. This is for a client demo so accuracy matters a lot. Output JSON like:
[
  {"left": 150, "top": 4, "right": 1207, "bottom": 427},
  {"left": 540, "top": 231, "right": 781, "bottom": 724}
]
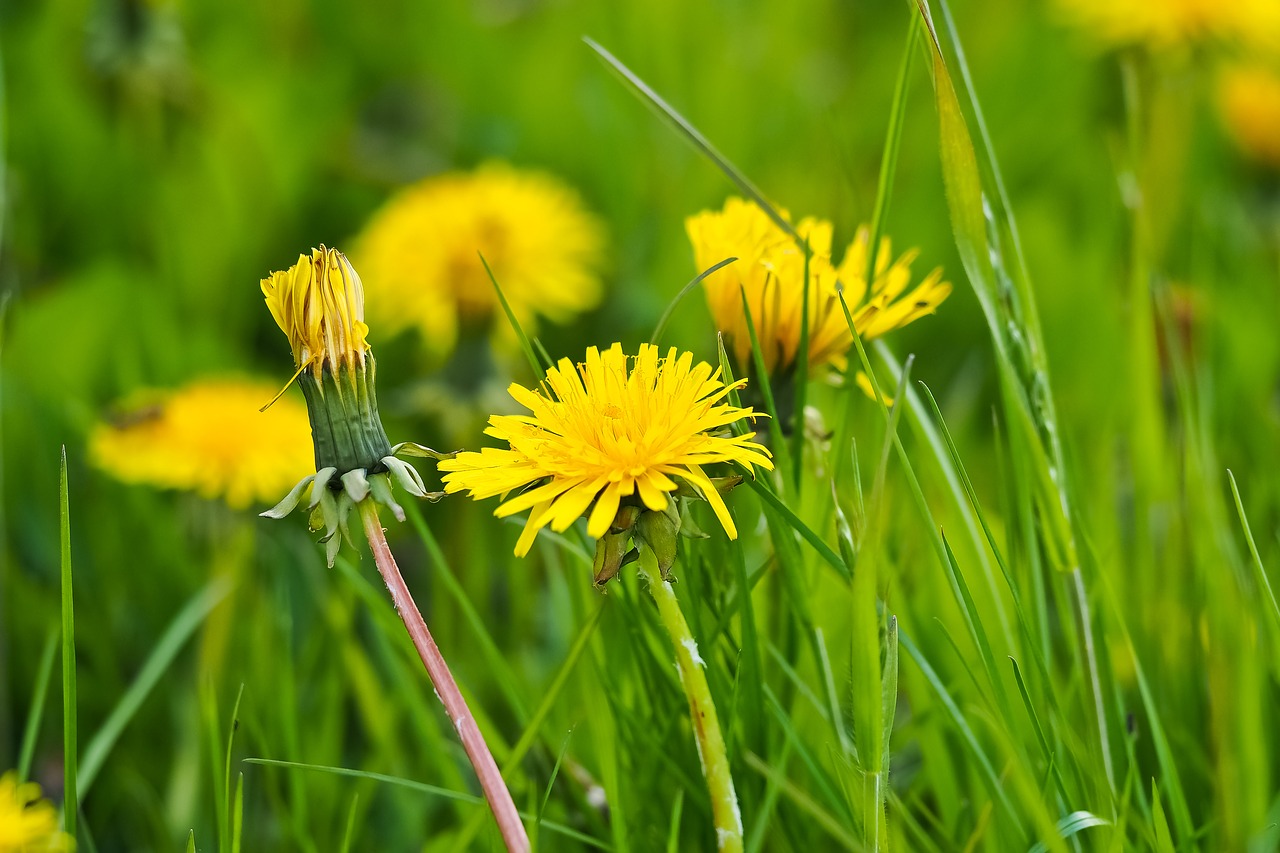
[{"left": 259, "top": 246, "right": 529, "bottom": 852}]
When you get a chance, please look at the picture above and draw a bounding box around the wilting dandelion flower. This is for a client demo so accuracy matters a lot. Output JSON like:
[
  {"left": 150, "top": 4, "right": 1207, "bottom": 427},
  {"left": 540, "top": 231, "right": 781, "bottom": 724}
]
[
  {"left": 259, "top": 246, "right": 450, "bottom": 565},
  {"left": 1053, "top": 0, "right": 1280, "bottom": 53},
  {"left": 686, "top": 197, "right": 950, "bottom": 378},
  {"left": 1217, "top": 64, "right": 1280, "bottom": 168},
  {"left": 89, "top": 378, "right": 313, "bottom": 509},
  {"left": 0, "top": 771, "right": 71, "bottom": 852},
  {"left": 438, "top": 343, "right": 772, "bottom": 581},
  {"left": 354, "top": 163, "right": 606, "bottom": 359}
]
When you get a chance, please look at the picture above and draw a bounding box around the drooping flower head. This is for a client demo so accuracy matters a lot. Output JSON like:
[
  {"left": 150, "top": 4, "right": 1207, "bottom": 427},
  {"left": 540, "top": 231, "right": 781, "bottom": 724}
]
[
  {"left": 686, "top": 197, "right": 950, "bottom": 377},
  {"left": 89, "top": 378, "right": 313, "bottom": 509},
  {"left": 439, "top": 343, "right": 773, "bottom": 577},
  {"left": 261, "top": 246, "right": 370, "bottom": 383},
  {"left": 354, "top": 163, "right": 606, "bottom": 359},
  {"left": 0, "top": 771, "right": 71, "bottom": 852},
  {"left": 259, "top": 247, "right": 450, "bottom": 566},
  {"left": 1053, "top": 0, "right": 1280, "bottom": 54},
  {"left": 1217, "top": 64, "right": 1280, "bottom": 168}
]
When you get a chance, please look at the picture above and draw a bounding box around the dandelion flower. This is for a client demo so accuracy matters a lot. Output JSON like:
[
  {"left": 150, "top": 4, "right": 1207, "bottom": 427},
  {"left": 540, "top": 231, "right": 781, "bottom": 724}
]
[
  {"left": 260, "top": 246, "right": 451, "bottom": 565},
  {"left": 686, "top": 197, "right": 950, "bottom": 377},
  {"left": 1053, "top": 0, "right": 1280, "bottom": 53},
  {"left": 354, "top": 163, "right": 606, "bottom": 359},
  {"left": 438, "top": 343, "right": 773, "bottom": 566},
  {"left": 1217, "top": 64, "right": 1280, "bottom": 168},
  {"left": 0, "top": 771, "right": 71, "bottom": 852},
  {"left": 90, "top": 378, "right": 313, "bottom": 509}
]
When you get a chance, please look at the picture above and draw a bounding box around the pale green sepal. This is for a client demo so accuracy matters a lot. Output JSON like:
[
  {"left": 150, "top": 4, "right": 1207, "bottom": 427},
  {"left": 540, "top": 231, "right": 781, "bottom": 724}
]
[
  {"left": 309, "top": 467, "right": 338, "bottom": 509},
  {"left": 383, "top": 456, "right": 427, "bottom": 498},
  {"left": 341, "top": 468, "right": 370, "bottom": 503},
  {"left": 368, "top": 473, "right": 405, "bottom": 523},
  {"left": 391, "top": 442, "right": 457, "bottom": 461},
  {"left": 260, "top": 474, "right": 315, "bottom": 519}
]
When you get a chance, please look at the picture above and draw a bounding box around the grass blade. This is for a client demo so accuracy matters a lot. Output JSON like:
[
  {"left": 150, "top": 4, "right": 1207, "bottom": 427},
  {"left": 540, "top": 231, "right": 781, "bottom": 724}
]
[
  {"left": 1226, "top": 470, "right": 1280, "bottom": 639},
  {"left": 59, "top": 447, "right": 78, "bottom": 841},
  {"left": 650, "top": 256, "right": 738, "bottom": 346},
  {"left": 17, "top": 629, "right": 58, "bottom": 781}
]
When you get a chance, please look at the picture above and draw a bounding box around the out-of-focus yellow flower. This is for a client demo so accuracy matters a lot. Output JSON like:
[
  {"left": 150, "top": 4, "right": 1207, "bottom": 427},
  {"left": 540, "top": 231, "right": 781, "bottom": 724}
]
[
  {"left": 354, "top": 163, "right": 606, "bottom": 359},
  {"left": 439, "top": 343, "right": 772, "bottom": 559},
  {"left": 0, "top": 772, "right": 72, "bottom": 852},
  {"left": 1054, "top": 0, "right": 1280, "bottom": 54},
  {"left": 1217, "top": 64, "right": 1280, "bottom": 168},
  {"left": 260, "top": 246, "right": 370, "bottom": 382},
  {"left": 90, "top": 378, "right": 313, "bottom": 510},
  {"left": 686, "top": 197, "right": 950, "bottom": 377}
]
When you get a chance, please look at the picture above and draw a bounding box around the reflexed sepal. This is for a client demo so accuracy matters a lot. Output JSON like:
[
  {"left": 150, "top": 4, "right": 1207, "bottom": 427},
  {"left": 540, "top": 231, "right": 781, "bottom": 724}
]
[
  {"left": 391, "top": 442, "right": 458, "bottom": 461},
  {"left": 260, "top": 473, "right": 317, "bottom": 519}
]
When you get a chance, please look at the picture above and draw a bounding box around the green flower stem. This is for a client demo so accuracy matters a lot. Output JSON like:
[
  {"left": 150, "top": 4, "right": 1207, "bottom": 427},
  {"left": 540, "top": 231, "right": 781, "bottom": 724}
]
[
  {"left": 639, "top": 549, "right": 743, "bottom": 853},
  {"left": 358, "top": 500, "right": 529, "bottom": 853}
]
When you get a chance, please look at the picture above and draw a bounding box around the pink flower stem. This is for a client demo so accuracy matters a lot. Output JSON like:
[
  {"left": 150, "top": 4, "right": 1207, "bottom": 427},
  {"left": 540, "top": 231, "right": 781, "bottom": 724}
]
[{"left": 358, "top": 500, "right": 529, "bottom": 852}]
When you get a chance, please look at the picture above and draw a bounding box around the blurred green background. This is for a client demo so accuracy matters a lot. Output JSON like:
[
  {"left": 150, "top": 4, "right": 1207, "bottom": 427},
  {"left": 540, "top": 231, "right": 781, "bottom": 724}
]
[{"left": 3, "top": 0, "right": 1279, "bottom": 850}]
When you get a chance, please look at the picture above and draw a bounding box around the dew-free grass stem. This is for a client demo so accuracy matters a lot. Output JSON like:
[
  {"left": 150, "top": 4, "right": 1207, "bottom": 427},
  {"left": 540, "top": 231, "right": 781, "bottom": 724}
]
[
  {"left": 639, "top": 549, "right": 743, "bottom": 853},
  {"left": 358, "top": 500, "right": 529, "bottom": 853}
]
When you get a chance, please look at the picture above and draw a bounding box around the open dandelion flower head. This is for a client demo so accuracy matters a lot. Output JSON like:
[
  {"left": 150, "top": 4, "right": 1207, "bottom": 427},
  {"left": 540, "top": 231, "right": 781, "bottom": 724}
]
[
  {"left": 261, "top": 246, "right": 370, "bottom": 380},
  {"left": 438, "top": 343, "right": 773, "bottom": 556},
  {"left": 1054, "top": 0, "right": 1280, "bottom": 53},
  {"left": 90, "top": 378, "right": 314, "bottom": 510},
  {"left": 0, "top": 771, "right": 72, "bottom": 852},
  {"left": 1217, "top": 64, "right": 1280, "bottom": 168},
  {"left": 687, "top": 197, "right": 950, "bottom": 376},
  {"left": 355, "top": 162, "right": 606, "bottom": 358}
]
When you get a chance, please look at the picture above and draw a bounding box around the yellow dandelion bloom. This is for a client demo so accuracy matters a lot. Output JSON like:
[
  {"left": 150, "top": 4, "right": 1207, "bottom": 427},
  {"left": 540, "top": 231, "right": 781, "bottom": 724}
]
[
  {"left": 438, "top": 343, "right": 773, "bottom": 556},
  {"left": 90, "top": 378, "right": 314, "bottom": 510},
  {"left": 261, "top": 246, "right": 370, "bottom": 382},
  {"left": 1217, "top": 64, "right": 1280, "bottom": 168},
  {"left": 686, "top": 197, "right": 950, "bottom": 376},
  {"left": 0, "top": 772, "right": 72, "bottom": 852},
  {"left": 1054, "top": 0, "right": 1280, "bottom": 53},
  {"left": 354, "top": 163, "right": 606, "bottom": 358}
]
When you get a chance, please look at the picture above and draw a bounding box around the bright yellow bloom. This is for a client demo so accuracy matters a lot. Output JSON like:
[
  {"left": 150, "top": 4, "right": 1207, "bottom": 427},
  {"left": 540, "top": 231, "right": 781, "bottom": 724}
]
[
  {"left": 439, "top": 343, "right": 773, "bottom": 556},
  {"left": 1054, "top": 0, "right": 1280, "bottom": 53},
  {"left": 1217, "top": 64, "right": 1280, "bottom": 168},
  {"left": 261, "top": 246, "right": 370, "bottom": 381},
  {"left": 0, "top": 772, "right": 72, "bottom": 852},
  {"left": 354, "top": 163, "right": 606, "bottom": 358},
  {"left": 686, "top": 197, "right": 950, "bottom": 376},
  {"left": 90, "top": 378, "right": 314, "bottom": 509}
]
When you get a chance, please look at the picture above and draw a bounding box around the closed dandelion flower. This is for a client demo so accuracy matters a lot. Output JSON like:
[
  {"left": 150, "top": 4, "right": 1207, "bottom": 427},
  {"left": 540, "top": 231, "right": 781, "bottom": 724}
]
[
  {"left": 438, "top": 342, "right": 773, "bottom": 579},
  {"left": 1217, "top": 64, "right": 1280, "bottom": 168},
  {"left": 1054, "top": 0, "right": 1280, "bottom": 53},
  {"left": 259, "top": 246, "right": 450, "bottom": 566},
  {"left": 0, "top": 771, "right": 71, "bottom": 852},
  {"left": 687, "top": 197, "right": 950, "bottom": 378},
  {"left": 89, "top": 378, "right": 313, "bottom": 509},
  {"left": 354, "top": 162, "right": 606, "bottom": 359}
]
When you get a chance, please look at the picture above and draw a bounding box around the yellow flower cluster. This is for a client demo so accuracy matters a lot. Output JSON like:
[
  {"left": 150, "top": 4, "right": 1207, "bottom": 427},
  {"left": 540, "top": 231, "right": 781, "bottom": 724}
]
[
  {"left": 1217, "top": 64, "right": 1280, "bottom": 168},
  {"left": 354, "top": 163, "right": 606, "bottom": 359},
  {"left": 90, "top": 378, "right": 313, "bottom": 509},
  {"left": 686, "top": 197, "right": 950, "bottom": 376},
  {"left": 261, "top": 246, "right": 370, "bottom": 381},
  {"left": 0, "top": 772, "right": 72, "bottom": 852},
  {"left": 439, "top": 343, "right": 773, "bottom": 556},
  {"left": 1054, "top": 0, "right": 1280, "bottom": 54}
]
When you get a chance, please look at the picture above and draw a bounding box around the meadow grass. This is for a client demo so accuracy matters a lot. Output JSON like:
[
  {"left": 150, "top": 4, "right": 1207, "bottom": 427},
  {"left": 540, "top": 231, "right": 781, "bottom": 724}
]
[{"left": 3, "top": 0, "right": 1279, "bottom": 850}]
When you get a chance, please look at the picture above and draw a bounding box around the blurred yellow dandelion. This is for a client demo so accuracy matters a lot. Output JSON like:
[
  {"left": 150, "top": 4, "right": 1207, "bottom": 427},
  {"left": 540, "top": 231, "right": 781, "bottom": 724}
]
[
  {"left": 686, "top": 197, "right": 950, "bottom": 376},
  {"left": 354, "top": 162, "right": 606, "bottom": 358},
  {"left": 1217, "top": 64, "right": 1280, "bottom": 168},
  {"left": 438, "top": 343, "right": 773, "bottom": 556},
  {"left": 1054, "top": 0, "right": 1280, "bottom": 53},
  {"left": 90, "top": 378, "right": 313, "bottom": 510},
  {"left": 0, "top": 771, "right": 72, "bottom": 852}
]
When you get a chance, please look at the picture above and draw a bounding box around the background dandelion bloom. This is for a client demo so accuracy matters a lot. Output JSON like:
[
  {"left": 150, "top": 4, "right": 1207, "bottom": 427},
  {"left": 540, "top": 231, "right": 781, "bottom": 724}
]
[
  {"left": 686, "top": 197, "right": 950, "bottom": 376},
  {"left": 1217, "top": 65, "right": 1280, "bottom": 168},
  {"left": 1053, "top": 0, "right": 1280, "bottom": 53},
  {"left": 0, "top": 772, "right": 72, "bottom": 852},
  {"left": 354, "top": 162, "right": 606, "bottom": 359},
  {"left": 90, "top": 378, "right": 313, "bottom": 509},
  {"left": 439, "top": 343, "right": 772, "bottom": 556}
]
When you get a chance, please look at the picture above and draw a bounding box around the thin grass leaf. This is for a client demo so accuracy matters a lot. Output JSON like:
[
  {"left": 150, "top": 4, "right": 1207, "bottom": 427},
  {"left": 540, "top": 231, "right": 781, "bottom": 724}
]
[
  {"left": 737, "top": 284, "right": 790, "bottom": 476},
  {"left": 17, "top": 629, "right": 58, "bottom": 781},
  {"left": 1226, "top": 470, "right": 1280, "bottom": 639},
  {"left": 790, "top": 244, "right": 812, "bottom": 492},
  {"left": 186, "top": 831, "right": 196, "bottom": 853},
  {"left": 1151, "top": 781, "right": 1176, "bottom": 853},
  {"left": 339, "top": 794, "right": 359, "bottom": 853},
  {"left": 532, "top": 730, "right": 575, "bottom": 852},
  {"left": 1026, "top": 812, "right": 1110, "bottom": 853},
  {"left": 481, "top": 251, "right": 545, "bottom": 377},
  {"left": 79, "top": 579, "right": 232, "bottom": 796},
  {"left": 742, "top": 751, "right": 858, "bottom": 849},
  {"left": 223, "top": 684, "right": 245, "bottom": 853},
  {"left": 1010, "top": 657, "right": 1073, "bottom": 806},
  {"left": 650, "top": 256, "right": 738, "bottom": 345},
  {"left": 231, "top": 771, "right": 244, "bottom": 853},
  {"left": 59, "top": 447, "right": 77, "bottom": 841},
  {"left": 666, "top": 789, "right": 685, "bottom": 853}
]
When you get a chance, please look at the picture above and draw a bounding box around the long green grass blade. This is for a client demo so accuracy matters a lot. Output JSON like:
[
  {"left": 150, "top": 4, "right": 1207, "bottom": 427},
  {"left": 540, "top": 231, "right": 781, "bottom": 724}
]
[
  {"left": 650, "top": 256, "right": 738, "bottom": 346},
  {"left": 59, "top": 447, "right": 77, "bottom": 841},
  {"left": 17, "top": 629, "right": 58, "bottom": 781},
  {"left": 1226, "top": 470, "right": 1280, "bottom": 638}
]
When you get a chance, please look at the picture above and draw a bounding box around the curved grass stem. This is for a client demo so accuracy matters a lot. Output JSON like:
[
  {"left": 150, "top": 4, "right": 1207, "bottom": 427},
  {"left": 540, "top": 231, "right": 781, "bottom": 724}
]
[
  {"left": 358, "top": 500, "right": 529, "bottom": 852},
  {"left": 640, "top": 549, "right": 743, "bottom": 853}
]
